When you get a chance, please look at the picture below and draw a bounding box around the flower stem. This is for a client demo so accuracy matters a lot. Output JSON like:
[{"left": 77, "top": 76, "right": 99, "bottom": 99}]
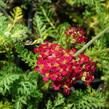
[{"left": 74, "top": 26, "right": 109, "bottom": 57}]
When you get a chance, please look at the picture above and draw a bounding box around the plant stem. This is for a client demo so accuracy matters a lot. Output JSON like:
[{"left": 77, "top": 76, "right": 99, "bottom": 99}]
[
  {"left": 74, "top": 26, "right": 109, "bottom": 57},
  {"left": 0, "top": 7, "right": 9, "bottom": 17},
  {"left": 8, "top": 20, "right": 16, "bottom": 32},
  {"left": 28, "top": 2, "right": 33, "bottom": 31}
]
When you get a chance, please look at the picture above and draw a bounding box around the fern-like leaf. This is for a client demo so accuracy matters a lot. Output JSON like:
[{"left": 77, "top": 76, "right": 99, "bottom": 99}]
[
  {"left": 9, "top": 7, "right": 23, "bottom": 23},
  {"left": 15, "top": 44, "right": 38, "bottom": 69},
  {"left": 33, "top": 5, "right": 58, "bottom": 44}
]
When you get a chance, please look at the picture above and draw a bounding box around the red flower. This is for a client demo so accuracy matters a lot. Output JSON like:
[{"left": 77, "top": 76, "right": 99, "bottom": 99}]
[
  {"left": 78, "top": 54, "right": 90, "bottom": 64},
  {"left": 77, "top": 36, "right": 87, "bottom": 43},
  {"left": 33, "top": 48, "right": 38, "bottom": 53},
  {"left": 85, "top": 64, "right": 91, "bottom": 72},
  {"left": 65, "top": 27, "right": 87, "bottom": 44},
  {"left": 90, "top": 62, "right": 96, "bottom": 72},
  {"left": 73, "top": 66, "right": 82, "bottom": 74},
  {"left": 85, "top": 75, "right": 94, "bottom": 86},
  {"left": 77, "top": 27, "right": 86, "bottom": 36},
  {"left": 43, "top": 77, "right": 49, "bottom": 82},
  {"left": 52, "top": 81, "right": 62, "bottom": 91},
  {"left": 34, "top": 42, "right": 96, "bottom": 95},
  {"left": 49, "top": 73, "right": 57, "bottom": 81},
  {"left": 61, "top": 71, "right": 68, "bottom": 76}
]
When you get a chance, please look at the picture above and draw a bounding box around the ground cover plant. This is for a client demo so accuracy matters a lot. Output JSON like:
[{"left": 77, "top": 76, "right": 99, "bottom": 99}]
[{"left": 0, "top": 0, "right": 109, "bottom": 109}]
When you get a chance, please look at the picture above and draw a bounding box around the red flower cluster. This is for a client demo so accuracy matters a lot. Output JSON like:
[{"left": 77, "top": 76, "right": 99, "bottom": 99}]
[
  {"left": 34, "top": 42, "right": 96, "bottom": 95},
  {"left": 65, "top": 27, "right": 87, "bottom": 43}
]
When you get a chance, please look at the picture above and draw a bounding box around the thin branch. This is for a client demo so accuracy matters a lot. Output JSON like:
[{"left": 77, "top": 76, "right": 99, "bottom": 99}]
[
  {"left": 27, "top": 3, "right": 33, "bottom": 31},
  {"left": 0, "top": 7, "right": 9, "bottom": 17},
  {"left": 74, "top": 26, "right": 109, "bottom": 57}
]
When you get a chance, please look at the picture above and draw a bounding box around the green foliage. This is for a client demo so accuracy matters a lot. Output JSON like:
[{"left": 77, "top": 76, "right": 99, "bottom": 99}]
[
  {"left": 81, "top": 0, "right": 109, "bottom": 34},
  {"left": 0, "top": 0, "right": 6, "bottom": 7},
  {"left": 66, "top": 0, "right": 103, "bottom": 6},
  {"left": 66, "top": 88, "right": 106, "bottom": 109},
  {"left": 56, "top": 23, "right": 70, "bottom": 48},
  {"left": 0, "top": 7, "right": 28, "bottom": 52},
  {"left": 13, "top": 72, "right": 42, "bottom": 109},
  {"left": 9, "top": 7, "right": 23, "bottom": 23},
  {"left": 0, "top": 62, "right": 42, "bottom": 109},
  {"left": 33, "top": 4, "right": 57, "bottom": 44},
  {"left": 33, "top": 15, "right": 53, "bottom": 43},
  {"left": 46, "top": 88, "right": 107, "bottom": 109},
  {"left": 15, "top": 43, "right": 38, "bottom": 69},
  {"left": 46, "top": 93, "right": 65, "bottom": 109},
  {"left": 0, "top": 100, "right": 13, "bottom": 109},
  {"left": 85, "top": 35, "right": 109, "bottom": 108},
  {"left": 0, "top": 63, "right": 20, "bottom": 95},
  {"left": 33, "top": 4, "right": 70, "bottom": 48},
  {"left": 0, "top": 13, "right": 8, "bottom": 47},
  {"left": 7, "top": 7, "right": 29, "bottom": 42},
  {"left": 0, "top": 0, "right": 109, "bottom": 109},
  {"left": 85, "top": 33, "right": 109, "bottom": 79},
  {"left": 65, "top": 0, "right": 109, "bottom": 34}
]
